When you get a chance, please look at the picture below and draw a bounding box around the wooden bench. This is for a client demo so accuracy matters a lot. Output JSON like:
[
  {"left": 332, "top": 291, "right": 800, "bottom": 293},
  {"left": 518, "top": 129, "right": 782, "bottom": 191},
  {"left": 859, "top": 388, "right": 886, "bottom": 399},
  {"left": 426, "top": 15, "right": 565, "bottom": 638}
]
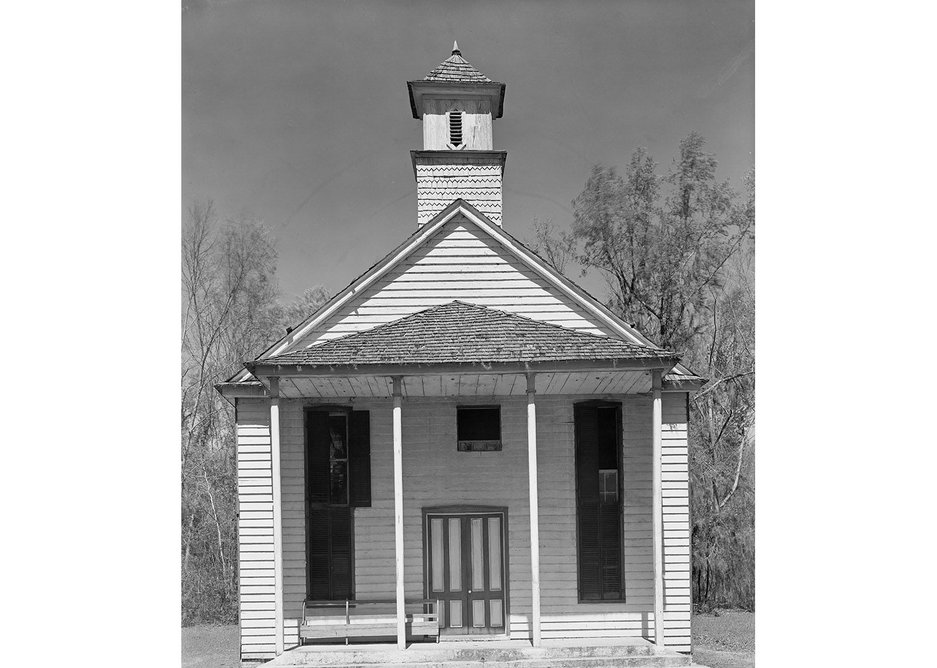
[{"left": 300, "top": 599, "right": 440, "bottom": 644}]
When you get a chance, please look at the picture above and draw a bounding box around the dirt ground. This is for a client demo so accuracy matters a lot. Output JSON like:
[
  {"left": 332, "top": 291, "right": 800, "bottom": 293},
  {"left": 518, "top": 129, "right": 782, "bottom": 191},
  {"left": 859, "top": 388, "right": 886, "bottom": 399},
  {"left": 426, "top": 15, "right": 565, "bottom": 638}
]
[
  {"left": 181, "top": 625, "right": 239, "bottom": 668},
  {"left": 182, "top": 612, "right": 754, "bottom": 668},
  {"left": 692, "top": 610, "right": 755, "bottom": 668}
]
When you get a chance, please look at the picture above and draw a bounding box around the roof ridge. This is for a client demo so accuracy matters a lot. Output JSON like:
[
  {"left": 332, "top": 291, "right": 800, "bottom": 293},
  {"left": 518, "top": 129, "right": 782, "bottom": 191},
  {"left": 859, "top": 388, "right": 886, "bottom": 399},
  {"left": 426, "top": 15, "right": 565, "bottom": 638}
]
[{"left": 266, "top": 300, "right": 672, "bottom": 364}]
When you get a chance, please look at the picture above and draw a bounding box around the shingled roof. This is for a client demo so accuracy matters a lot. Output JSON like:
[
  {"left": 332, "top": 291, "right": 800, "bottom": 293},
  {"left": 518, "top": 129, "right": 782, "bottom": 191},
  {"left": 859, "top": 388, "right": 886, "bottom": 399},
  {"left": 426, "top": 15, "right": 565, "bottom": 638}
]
[
  {"left": 256, "top": 301, "right": 678, "bottom": 369},
  {"left": 423, "top": 41, "right": 493, "bottom": 83}
]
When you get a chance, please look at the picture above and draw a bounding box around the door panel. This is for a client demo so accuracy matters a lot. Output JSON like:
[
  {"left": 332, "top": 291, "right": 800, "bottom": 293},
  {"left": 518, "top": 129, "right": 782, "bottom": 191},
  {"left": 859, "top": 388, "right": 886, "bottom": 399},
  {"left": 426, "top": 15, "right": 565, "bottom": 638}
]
[{"left": 426, "top": 511, "right": 506, "bottom": 635}]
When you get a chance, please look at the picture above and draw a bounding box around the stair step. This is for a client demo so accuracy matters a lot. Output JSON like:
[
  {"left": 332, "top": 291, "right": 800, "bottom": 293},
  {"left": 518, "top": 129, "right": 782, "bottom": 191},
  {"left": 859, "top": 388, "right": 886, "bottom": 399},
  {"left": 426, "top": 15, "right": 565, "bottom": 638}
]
[{"left": 271, "top": 648, "right": 692, "bottom": 667}]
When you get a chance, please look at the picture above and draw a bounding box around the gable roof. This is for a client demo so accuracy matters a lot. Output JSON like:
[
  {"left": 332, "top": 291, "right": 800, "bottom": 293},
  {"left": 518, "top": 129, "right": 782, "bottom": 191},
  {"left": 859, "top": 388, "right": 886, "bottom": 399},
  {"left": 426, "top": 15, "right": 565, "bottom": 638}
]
[
  {"left": 258, "top": 300, "right": 678, "bottom": 370},
  {"left": 229, "top": 199, "right": 701, "bottom": 387}
]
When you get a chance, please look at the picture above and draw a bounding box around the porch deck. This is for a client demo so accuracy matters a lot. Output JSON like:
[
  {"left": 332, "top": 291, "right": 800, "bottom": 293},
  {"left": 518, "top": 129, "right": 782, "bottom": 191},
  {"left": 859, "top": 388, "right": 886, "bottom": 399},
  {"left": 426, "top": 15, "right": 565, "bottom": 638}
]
[{"left": 264, "top": 636, "right": 693, "bottom": 667}]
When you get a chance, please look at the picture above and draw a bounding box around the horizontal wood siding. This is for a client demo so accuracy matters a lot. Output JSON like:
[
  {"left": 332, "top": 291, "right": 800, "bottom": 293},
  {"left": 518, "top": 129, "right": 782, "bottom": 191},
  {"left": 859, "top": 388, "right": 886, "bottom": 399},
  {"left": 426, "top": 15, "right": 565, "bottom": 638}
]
[
  {"left": 236, "top": 399, "right": 276, "bottom": 661},
  {"left": 274, "top": 393, "right": 692, "bottom": 650},
  {"left": 661, "top": 393, "right": 691, "bottom": 651},
  {"left": 293, "top": 217, "right": 615, "bottom": 348}
]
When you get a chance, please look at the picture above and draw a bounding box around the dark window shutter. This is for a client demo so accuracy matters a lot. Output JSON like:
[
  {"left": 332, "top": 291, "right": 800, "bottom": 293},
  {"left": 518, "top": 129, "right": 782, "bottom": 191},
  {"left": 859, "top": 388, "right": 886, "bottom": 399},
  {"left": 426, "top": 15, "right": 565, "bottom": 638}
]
[
  {"left": 306, "top": 411, "right": 330, "bottom": 504},
  {"left": 329, "top": 506, "right": 353, "bottom": 599},
  {"left": 307, "top": 505, "right": 353, "bottom": 600},
  {"left": 349, "top": 410, "right": 371, "bottom": 507},
  {"left": 575, "top": 405, "right": 600, "bottom": 502},
  {"left": 307, "top": 506, "right": 331, "bottom": 599}
]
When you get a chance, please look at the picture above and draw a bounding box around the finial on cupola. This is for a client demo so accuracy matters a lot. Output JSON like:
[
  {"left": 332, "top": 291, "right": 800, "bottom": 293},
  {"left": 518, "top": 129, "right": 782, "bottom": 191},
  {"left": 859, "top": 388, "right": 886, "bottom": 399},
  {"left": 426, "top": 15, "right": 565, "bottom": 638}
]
[{"left": 452, "top": 40, "right": 461, "bottom": 56}]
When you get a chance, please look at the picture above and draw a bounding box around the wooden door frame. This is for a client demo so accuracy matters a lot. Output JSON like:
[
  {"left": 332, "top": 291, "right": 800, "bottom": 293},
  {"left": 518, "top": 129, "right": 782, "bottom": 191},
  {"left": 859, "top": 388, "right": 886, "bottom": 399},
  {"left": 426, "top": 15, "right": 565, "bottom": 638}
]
[{"left": 421, "top": 505, "right": 511, "bottom": 638}]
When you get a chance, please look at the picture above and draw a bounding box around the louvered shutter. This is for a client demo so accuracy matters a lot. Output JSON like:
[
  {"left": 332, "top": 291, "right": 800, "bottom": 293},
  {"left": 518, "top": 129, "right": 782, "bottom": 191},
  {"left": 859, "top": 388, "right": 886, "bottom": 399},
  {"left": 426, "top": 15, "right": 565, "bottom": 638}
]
[
  {"left": 329, "top": 506, "right": 353, "bottom": 599},
  {"left": 307, "top": 506, "right": 331, "bottom": 599},
  {"left": 306, "top": 410, "right": 330, "bottom": 504},
  {"left": 348, "top": 410, "right": 371, "bottom": 507}
]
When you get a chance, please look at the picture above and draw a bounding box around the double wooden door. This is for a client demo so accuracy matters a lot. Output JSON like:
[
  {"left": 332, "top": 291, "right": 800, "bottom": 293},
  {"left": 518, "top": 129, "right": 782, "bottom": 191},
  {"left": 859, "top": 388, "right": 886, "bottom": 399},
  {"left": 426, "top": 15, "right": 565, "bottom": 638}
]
[{"left": 425, "top": 511, "right": 507, "bottom": 635}]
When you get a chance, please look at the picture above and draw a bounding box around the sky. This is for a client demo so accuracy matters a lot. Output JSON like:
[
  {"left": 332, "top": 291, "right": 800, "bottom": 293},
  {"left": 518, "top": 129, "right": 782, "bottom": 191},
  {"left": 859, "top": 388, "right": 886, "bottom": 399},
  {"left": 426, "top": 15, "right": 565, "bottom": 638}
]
[{"left": 182, "top": 0, "right": 754, "bottom": 301}]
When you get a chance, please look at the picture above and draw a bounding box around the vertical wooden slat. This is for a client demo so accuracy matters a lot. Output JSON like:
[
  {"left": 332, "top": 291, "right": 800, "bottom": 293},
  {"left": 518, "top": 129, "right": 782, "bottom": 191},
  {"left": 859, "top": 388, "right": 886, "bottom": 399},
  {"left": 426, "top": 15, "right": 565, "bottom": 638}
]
[
  {"left": 392, "top": 377, "right": 406, "bottom": 649},
  {"left": 269, "top": 377, "right": 284, "bottom": 656},
  {"left": 526, "top": 373, "right": 541, "bottom": 646},
  {"left": 651, "top": 370, "right": 664, "bottom": 646}
]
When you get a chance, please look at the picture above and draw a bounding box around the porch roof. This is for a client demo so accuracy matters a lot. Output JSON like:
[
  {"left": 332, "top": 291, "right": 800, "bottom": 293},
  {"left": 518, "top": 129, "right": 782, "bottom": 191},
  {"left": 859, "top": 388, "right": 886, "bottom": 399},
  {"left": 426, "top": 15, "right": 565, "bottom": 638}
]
[{"left": 251, "top": 301, "right": 678, "bottom": 372}]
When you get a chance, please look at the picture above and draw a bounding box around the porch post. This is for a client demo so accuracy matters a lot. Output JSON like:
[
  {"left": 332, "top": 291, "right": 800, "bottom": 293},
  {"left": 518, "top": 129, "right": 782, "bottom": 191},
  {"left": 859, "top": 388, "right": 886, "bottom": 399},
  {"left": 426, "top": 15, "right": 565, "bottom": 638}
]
[
  {"left": 269, "top": 377, "right": 284, "bottom": 655},
  {"left": 392, "top": 377, "right": 406, "bottom": 650},
  {"left": 526, "top": 373, "right": 541, "bottom": 647},
  {"left": 651, "top": 370, "right": 665, "bottom": 647}
]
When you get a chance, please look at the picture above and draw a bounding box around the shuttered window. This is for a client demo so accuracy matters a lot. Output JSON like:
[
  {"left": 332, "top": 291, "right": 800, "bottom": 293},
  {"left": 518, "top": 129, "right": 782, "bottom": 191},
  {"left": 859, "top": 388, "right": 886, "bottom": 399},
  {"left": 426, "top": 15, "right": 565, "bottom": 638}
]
[
  {"left": 305, "top": 408, "right": 370, "bottom": 599},
  {"left": 574, "top": 402, "right": 624, "bottom": 601}
]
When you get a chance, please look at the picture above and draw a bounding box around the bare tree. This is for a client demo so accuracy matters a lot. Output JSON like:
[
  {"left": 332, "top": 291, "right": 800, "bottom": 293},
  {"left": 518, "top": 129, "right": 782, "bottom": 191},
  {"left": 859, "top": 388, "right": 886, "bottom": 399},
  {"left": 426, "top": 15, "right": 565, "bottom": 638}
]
[{"left": 181, "top": 201, "right": 329, "bottom": 623}]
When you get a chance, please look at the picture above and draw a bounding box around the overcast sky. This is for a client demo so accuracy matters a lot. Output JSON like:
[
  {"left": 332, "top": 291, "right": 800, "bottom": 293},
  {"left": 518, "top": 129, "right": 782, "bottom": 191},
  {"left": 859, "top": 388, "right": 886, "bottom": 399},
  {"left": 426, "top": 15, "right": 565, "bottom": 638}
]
[{"left": 182, "top": 0, "right": 754, "bottom": 301}]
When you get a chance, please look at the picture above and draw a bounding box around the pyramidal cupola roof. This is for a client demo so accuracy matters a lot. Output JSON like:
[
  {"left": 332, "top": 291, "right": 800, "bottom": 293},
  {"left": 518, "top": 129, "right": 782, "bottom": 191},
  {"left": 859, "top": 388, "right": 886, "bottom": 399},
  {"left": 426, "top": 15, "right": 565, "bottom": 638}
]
[
  {"left": 408, "top": 41, "right": 506, "bottom": 119},
  {"left": 423, "top": 41, "right": 493, "bottom": 83}
]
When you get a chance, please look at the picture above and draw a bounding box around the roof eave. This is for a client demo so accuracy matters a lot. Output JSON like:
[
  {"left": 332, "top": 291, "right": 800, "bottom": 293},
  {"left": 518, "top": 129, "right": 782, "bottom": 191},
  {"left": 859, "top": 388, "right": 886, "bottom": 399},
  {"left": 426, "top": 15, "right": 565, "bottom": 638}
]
[
  {"left": 247, "top": 356, "right": 679, "bottom": 378},
  {"left": 407, "top": 80, "right": 506, "bottom": 118},
  {"left": 410, "top": 149, "right": 507, "bottom": 179}
]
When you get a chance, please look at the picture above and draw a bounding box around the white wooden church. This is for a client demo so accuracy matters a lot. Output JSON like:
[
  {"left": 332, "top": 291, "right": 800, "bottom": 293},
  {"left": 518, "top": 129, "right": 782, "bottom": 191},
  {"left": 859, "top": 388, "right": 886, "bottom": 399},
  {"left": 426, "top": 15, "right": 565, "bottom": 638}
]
[{"left": 218, "top": 44, "right": 703, "bottom": 667}]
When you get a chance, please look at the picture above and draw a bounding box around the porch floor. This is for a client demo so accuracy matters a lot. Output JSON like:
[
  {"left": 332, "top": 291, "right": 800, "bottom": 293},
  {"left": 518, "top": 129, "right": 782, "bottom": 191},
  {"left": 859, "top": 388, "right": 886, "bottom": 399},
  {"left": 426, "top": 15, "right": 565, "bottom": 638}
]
[{"left": 264, "top": 637, "right": 695, "bottom": 667}]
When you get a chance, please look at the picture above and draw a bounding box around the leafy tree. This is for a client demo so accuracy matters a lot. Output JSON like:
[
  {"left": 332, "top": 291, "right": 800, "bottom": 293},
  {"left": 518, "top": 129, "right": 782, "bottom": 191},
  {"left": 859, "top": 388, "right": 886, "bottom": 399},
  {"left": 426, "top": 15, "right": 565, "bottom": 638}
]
[
  {"left": 569, "top": 133, "right": 752, "bottom": 355},
  {"left": 533, "top": 134, "right": 755, "bottom": 610}
]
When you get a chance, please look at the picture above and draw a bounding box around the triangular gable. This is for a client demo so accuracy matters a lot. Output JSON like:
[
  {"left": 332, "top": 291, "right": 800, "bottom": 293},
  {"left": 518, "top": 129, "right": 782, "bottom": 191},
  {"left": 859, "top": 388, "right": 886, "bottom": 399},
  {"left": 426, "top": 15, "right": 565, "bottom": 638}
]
[{"left": 239, "top": 201, "right": 676, "bottom": 378}]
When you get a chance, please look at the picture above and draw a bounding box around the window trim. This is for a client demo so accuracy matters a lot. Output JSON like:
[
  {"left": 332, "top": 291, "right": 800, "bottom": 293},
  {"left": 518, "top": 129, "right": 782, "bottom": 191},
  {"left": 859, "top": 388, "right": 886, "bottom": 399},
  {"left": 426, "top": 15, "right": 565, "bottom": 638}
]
[{"left": 304, "top": 405, "right": 362, "bottom": 601}]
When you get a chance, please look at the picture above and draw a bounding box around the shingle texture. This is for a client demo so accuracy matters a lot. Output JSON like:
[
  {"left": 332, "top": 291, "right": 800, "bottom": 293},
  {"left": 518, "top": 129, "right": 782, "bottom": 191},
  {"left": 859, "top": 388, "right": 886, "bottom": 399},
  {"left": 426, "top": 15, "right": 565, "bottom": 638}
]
[
  {"left": 262, "top": 301, "right": 677, "bottom": 368},
  {"left": 424, "top": 51, "right": 493, "bottom": 83}
]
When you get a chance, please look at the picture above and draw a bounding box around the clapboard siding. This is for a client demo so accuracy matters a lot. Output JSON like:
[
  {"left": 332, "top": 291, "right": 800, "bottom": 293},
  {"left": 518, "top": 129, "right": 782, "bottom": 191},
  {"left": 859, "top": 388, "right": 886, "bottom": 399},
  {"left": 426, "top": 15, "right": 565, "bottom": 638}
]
[
  {"left": 289, "top": 216, "right": 615, "bottom": 349},
  {"left": 661, "top": 393, "right": 691, "bottom": 650},
  {"left": 235, "top": 399, "right": 276, "bottom": 660},
  {"left": 270, "top": 392, "right": 692, "bottom": 652}
]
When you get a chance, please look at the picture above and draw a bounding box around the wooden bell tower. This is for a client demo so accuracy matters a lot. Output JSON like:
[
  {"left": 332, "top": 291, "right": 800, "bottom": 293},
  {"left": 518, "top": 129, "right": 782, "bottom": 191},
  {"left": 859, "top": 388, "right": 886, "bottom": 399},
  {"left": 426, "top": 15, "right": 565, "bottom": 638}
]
[{"left": 408, "top": 42, "right": 507, "bottom": 227}]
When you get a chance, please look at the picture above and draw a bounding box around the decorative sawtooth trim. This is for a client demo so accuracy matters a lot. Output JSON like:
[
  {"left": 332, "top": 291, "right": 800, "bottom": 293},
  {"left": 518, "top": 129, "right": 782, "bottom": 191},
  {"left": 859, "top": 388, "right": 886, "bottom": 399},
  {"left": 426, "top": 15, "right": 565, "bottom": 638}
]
[
  {"left": 417, "top": 210, "right": 502, "bottom": 220},
  {"left": 420, "top": 197, "right": 501, "bottom": 206},
  {"left": 417, "top": 189, "right": 503, "bottom": 198},
  {"left": 418, "top": 177, "right": 503, "bottom": 185},
  {"left": 415, "top": 163, "right": 503, "bottom": 173}
]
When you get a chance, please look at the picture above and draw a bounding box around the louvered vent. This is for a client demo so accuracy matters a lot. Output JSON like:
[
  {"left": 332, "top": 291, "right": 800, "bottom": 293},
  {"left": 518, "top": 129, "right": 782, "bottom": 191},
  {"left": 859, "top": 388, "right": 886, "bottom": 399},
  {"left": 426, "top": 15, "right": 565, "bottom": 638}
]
[{"left": 449, "top": 111, "right": 463, "bottom": 145}]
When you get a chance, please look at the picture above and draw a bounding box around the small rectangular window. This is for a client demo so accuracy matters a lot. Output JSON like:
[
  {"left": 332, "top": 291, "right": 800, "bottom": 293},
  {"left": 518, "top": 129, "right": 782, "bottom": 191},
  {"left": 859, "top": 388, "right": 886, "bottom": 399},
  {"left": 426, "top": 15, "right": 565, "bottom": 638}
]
[{"left": 457, "top": 405, "right": 501, "bottom": 451}]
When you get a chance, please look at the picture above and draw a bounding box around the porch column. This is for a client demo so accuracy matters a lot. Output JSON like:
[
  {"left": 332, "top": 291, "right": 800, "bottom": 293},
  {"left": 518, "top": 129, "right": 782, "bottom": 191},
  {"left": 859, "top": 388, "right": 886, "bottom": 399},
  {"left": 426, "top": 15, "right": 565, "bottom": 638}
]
[
  {"left": 651, "top": 370, "right": 664, "bottom": 647},
  {"left": 392, "top": 377, "right": 406, "bottom": 650},
  {"left": 526, "top": 373, "right": 542, "bottom": 647},
  {"left": 269, "top": 377, "right": 284, "bottom": 655}
]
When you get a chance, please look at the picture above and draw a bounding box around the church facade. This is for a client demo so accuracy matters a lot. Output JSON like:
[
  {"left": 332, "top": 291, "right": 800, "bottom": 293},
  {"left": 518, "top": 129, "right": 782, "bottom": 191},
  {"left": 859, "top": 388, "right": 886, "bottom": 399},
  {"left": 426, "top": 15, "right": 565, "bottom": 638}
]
[{"left": 217, "top": 44, "right": 702, "bottom": 665}]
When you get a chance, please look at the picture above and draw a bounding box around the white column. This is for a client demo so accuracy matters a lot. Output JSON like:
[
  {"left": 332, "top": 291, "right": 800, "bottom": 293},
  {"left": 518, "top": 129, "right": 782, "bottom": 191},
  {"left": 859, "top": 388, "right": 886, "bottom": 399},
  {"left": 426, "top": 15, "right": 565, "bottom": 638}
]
[
  {"left": 526, "top": 373, "right": 541, "bottom": 647},
  {"left": 651, "top": 370, "right": 665, "bottom": 647},
  {"left": 392, "top": 377, "right": 406, "bottom": 650},
  {"left": 269, "top": 377, "right": 284, "bottom": 655}
]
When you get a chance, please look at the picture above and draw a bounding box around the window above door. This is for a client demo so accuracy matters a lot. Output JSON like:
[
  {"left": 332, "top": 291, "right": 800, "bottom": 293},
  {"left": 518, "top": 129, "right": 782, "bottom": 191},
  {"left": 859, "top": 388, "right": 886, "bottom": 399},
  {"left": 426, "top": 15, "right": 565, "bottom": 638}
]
[{"left": 457, "top": 405, "right": 501, "bottom": 451}]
